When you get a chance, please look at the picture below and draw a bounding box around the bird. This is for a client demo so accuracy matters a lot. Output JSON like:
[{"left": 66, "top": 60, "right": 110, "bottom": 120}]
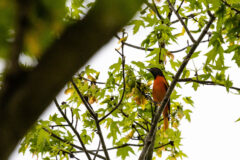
[{"left": 147, "top": 67, "right": 170, "bottom": 130}]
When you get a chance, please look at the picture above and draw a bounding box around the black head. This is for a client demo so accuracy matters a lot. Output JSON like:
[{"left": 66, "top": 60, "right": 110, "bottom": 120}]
[{"left": 147, "top": 67, "right": 164, "bottom": 79}]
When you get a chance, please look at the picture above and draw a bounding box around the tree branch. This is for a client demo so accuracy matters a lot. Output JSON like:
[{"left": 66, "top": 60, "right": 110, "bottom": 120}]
[
  {"left": 221, "top": 0, "right": 240, "bottom": 14},
  {"left": 171, "top": 13, "right": 200, "bottom": 24},
  {"left": 144, "top": 1, "right": 164, "bottom": 22},
  {"left": 167, "top": 0, "right": 196, "bottom": 43},
  {"left": 93, "top": 141, "right": 101, "bottom": 160},
  {"left": 132, "top": 124, "right": 144, "bottom": 141},
  {"left": 43, "top": 128, "right": 106, "bottom": 160},
  {"left": 49, "top": 124, "right": 70, "bottom": 128},
  {"left": 54, "top": 99, "right": 92, "bottom": 160},
  {"left": 78, "top": 75, "right": 120, "bottom": 86},
  {"left": 71, "top": 79, "right": 96, "bottom": 118},
  {"left": 120, "top": 109, "right": 149, "bottom": 132},
  {"left": 76, "top": 143, "right": 143, "bottom": 152},
  {"left": 176, "top": 0, "right": 184, "bottom": 13},
  {"left": 0, "top": 1, "right": 143, "bottom": 159},
  {"left": 71, "top": 80, "right": 110, "bottom": 160},
  {"left": 57, "top": 149, "right": 80, "bottom": 160},
  {"left": 115, "top": 35, "right": 208, "bottom": 53},
  {"left": 98, "top": 39, "right": 126, "bottom": 122},
  {"left": 154, "top": 141, "right": 173, "bottom": 149},
  {"left": 178, "top": 78, "right": 240, "bottom": 91},
  {"left": 138, "top": 13, "right": 215, "bottom": 160}
]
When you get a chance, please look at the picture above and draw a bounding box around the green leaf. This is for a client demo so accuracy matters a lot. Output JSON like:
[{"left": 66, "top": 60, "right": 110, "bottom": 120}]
[
  {"left": 130, "top": 20, "right": 145, "bottom": 34},
  {"left": 235, "top": 117, "right": 240, "bottom": 122},
  {"left": 131, "top": 61, "right": 145, "bottom": 69},
  {"left": 37, "top": 129, "right": 50, "bottom": 151},
  {"left": 225, "top": 75, "right": 233, "bottom": 92},
  {"left": 183, "top": 97, "right": 194, "bottom": 106},
  {"left": 191, "top": 51, "right": 200, "bottom": 59},
  {"left": 107, "top": 121, "right": 120, "bottom": 144},
  {"left": 117, "top": 146, "right": 135, "bottom": 160},
  {"left": 80, "top": 129, "right": 92, "bottom": 144},
  {"left": 85, "top": 65, "right": 97, "bottom": 75},
  {"left": 183, "top": 109, "right": 192, "bottom": 122},
  {"left": 170, "top": 60, "right": 181, "bottom": 71},
  {"left": 147, "top": 48, "right": 160, "bottom": 57},
  {"left": 141, "top": 13, "right": 158, "bottom": 27},
  {"left": 192, "top": 82, "right": 199, "bottom": 91},
  {"left": 181, "top": 69, "right": 190, "bottom": 79},
  {"left": 109, "top": 58, "right": 122, "bottom": 74},
  {"left": 225, "top": 45, "right": 239, "bottom": 53},
  {"left": 205, "top": 48, "right": 217, "bottom": 64},
  {"left": 232, "top": 49, "right": 240, "bottom": 67},
  {"left": 171, "top": 90, "right": 181, "bottom": 100}
]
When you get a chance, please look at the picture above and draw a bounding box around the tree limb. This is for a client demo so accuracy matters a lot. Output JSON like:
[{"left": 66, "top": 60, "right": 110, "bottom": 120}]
[
  {"left": 171, "top": 13, "right": 201, "bottom": 24},
  {"left": 71, "top": 80, "right": 110, "bottom": 160},
  {"left": 115, "top": 35, "right": 208, "bottom": 53},
  {"left": 43, "top": 128, "right": 106, "bottom": 160},
  {"left": 120, "top": 109, "right": 149, "bottom": 132},
  {"left": 71, "top": 79, "right": 96, "bottom": 118},
  {"left": 54, "top": 99, "right": 92, "bottom": 160},
  {"left": 178, "top": 78, "right": 240, "bottom": 91},
  {"left": 144, "top": 1, "right": 164, "bottom": 22},
  {"left": 98, "top": 39, "right": 126, "bottom": 122},
  {"left": 176, "top": 0, "right": 184, "bottom": 13},
  {"left": 93, "top": 141, "right": 101, "bottom": 160},
  {"left": 138, "top": 13, "right": 215, "bottom": 160},
  {"left": 221, "top": 0, "right": 240, "bottom": 14},
  {"left": 167, "top": 0, "right": 196, "bottom": 43},
  {"left": 76, "top": 143, "right": 143, "bottom": 153}
]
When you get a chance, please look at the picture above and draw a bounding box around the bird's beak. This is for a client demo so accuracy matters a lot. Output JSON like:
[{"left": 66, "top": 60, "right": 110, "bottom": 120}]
[{"left": 146, "top": 68, "right": 150, "bottom": 72}]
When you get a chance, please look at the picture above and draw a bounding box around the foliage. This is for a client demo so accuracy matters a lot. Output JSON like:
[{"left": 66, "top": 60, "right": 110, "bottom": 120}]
[{"left": 0, "top": 0, "right": 239, "bottom": 159}]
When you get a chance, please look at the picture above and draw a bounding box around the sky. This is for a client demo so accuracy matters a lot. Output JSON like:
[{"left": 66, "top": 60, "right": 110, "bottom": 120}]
[{"left": 8, "top": 7, "right": 240, "bottom": 160}]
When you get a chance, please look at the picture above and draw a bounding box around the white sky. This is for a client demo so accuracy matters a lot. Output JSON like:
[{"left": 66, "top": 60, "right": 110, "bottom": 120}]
[{"left": 9, "top": 8, "right": 240, "bottom": 160}]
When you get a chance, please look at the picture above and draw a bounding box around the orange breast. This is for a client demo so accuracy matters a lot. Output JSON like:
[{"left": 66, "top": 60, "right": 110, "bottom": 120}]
[{"left": 153, "top": 76, "right": 167, "bottom": 103}]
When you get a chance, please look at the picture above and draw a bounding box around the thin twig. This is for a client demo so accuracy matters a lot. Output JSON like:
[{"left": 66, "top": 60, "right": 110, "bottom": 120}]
[
  {"left": 43, "top": 128, "right": 106, "bottom": 159},
  {"left": 138, "top": 13, "right": 215, "bottom": 160},
  {"left": 95, "top": 117, "right": 110, "bottom": 160},
  {"left": 136, "top": 82, "right": 157, "bottom": 106},
  {"left": 120, "top": 109, "right": 149, "bottom": 132},
  {"left": 167, "top": 0, "right": 196, "bottom": 43},
  {"left": 93, "top": 141, "right": 101, "bottom": 160},
  {"left": 71, "top": 80, "right": 110, "bottom": 160},
  {"left": 79, "top": 75, "right": 120, "bottom": 86},
  {"left": 138, "top": 114, "right": 151, "bottom": 126},
  {"left": 54, "top": 99, "right": 92, "bottom": 160},
  {"left": 115, "top": 35, "right": 208, "bottom": 53},
  {"left": 171, "top": 13, "right": 200, "bottom": 24},
  {"left": 57, "top": 149, "right": 80, "bottom": 160},
  {"left": 221, "top": 0, "right": 240, "bottom": 14},
  {"left": 76, "top": 143, "right": 143, "bottom": 152},
  {"left": 151, "top": 0, "right": 164, "bottom": 23},
  {"left": 70, "top": 108, "right": 74, "bottom": 124},
  {"left": 178, "top": 78, "right": 240, "bottom": 91},
  {"left": 71, "top": 79, "right": 96, "bottom": 118},
  {"left": 144, "top": 1, "right": 164, "bottom": 22},
  {"left": 49, "top": 124, "right": 70, "bottom": 128},
  {"left": 98, "top": 36, "right": 126, "bottom": 122},
  {"left": 132, "top": 124, "right": 144, "bottom": 141},
  {"left": 75, "top": 118, "right": 78, "bottom": 129},
  {"left": 154, "top": 141, "right": 173, "bottom": 149},
  {"left": 176, "top": 0, "right": 184, "bottom": 13}
]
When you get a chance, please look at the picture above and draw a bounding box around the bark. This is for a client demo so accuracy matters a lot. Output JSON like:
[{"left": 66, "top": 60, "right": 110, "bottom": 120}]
[{"left": 0, "top": 0, "right": 143, "bottom": 159}]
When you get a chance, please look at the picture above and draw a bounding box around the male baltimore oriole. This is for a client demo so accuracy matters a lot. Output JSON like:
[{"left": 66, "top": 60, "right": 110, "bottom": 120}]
[{"left": 147, "top": 67, "right": 170, "bottom": 130}]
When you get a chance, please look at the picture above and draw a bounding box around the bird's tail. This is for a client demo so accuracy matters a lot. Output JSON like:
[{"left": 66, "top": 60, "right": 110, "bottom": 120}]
[{"left": 163, "top": 105, "right": 169, "bottom": 130}]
